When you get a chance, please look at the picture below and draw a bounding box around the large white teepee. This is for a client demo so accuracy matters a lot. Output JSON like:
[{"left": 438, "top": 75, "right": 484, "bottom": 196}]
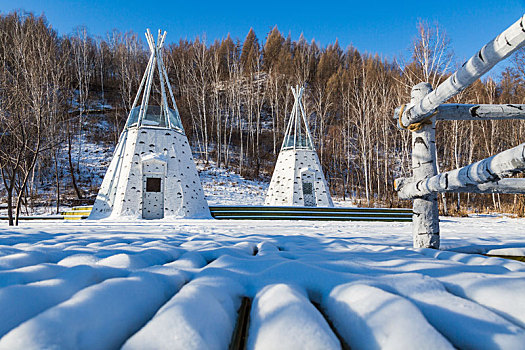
[
  {"left": 89, "top": 29, "right": 210, "bottom": 220},
  {"left": 264, "top": 85, "right": 334, "bottom": 207}
]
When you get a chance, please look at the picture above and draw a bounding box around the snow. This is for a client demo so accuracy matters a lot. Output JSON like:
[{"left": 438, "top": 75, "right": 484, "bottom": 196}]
[
  {"left": 124, "top": 275, "right": 243, "bottom": 350},
  {"left": 249, "top": 284, "right": 340, "bottom": 350},
  {"left": 324, "top": 283, "right": 453, "bottom": 350},
  {"left": 0, "top": 264, "right": 125, "bottom": 338},
  {"left": 1, "top": 214, "right": 525, "bottom": 348},
  {"left": 198, "top": 163, "right": 268, "bottom": 206},
  {"left": 383, "top": 273, "right": 525, "bottom": 349},
  {"left": 0, "top": 271, "right": 179, "bottom": 349},
  {"left": 0, "top": 263, "right": 66, "bottom": 288}
]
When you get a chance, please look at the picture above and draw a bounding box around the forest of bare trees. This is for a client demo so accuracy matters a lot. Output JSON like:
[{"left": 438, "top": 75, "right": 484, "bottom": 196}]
[{"left": 1, "top": 11, "right": 525, "bottom": 224}]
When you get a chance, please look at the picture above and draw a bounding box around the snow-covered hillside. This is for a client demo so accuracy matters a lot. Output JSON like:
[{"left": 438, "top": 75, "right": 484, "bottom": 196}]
[
  {"left": 0, "top": 216, "right": 525, "bottom": 349},
  {"left": 198, "top": 162, "right": 268, "bottom": 206},
  {"left": 59, "top": 141, "right": 272, "bottom": 206}
]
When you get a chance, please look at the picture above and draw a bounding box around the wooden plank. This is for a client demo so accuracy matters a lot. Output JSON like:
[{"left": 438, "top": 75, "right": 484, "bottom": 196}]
[
  {"left": 210, "top": 208, "right": 413, "bottom": 214},
  {"left": 0, "top": 215, "right": 64, "bottom": 220},
  {"left": 210, "top": 206, "right": 412, "bottom": 213},
  {"left": 61, "top": 211, "right": 91, "bottom": 216},
  {"left": 38, "top": 205, "right": 413, "bottom": 222},
  {"left": 211, "top": 215, "right": 412, "bottom": 222},
  {"left": 62, "top": 205, "right": 413, "bottom": 214},
  {"left": 229, "top": 297, "right": 252, "bottom": 350},
  {"left": 63, "top": 215, "right": 89, "bottom": 220},
  {"left": 485, "top": 255, "right": 525, "bottom": 262},
  {"left": 212, "top": 211, "right": 412, "bottom": 218}
]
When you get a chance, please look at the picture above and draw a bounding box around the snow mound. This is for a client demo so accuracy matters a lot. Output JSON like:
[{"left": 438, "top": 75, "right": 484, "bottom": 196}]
[
  {"left": 324, "top": 283, "right": 453, "bottom": 350},
  {"left": 124, "top": 276, "right": 244, "bottom": 350},
  {"left": 249, "top": 283, "right": 340, "bottom": 350},
  {"left": 0, "top": 217, "right": 525, "bottom": 348}
]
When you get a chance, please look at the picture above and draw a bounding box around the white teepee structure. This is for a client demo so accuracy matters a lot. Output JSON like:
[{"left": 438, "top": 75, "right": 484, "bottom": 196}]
[
  {"left": 89, "top": 29, "right": 210, "bottom": 220},
  {"left": 264, "top": 85, "right": 334, "bottom": 207}
]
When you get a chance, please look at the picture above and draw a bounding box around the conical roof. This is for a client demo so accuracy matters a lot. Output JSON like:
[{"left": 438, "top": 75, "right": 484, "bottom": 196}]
[
  {"left": 124, "top": 29, "right": 184, "bottom": 133},
  {"left": 281, "top": 85, "right": 314, "bottom": 150}
]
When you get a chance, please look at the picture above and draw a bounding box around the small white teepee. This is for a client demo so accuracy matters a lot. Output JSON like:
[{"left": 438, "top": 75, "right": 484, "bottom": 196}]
[
  {"left": 264, "top": 85, "right": 334, "bottom": 207},
  {"left": 89, "top": 29, "right": 210, "bottom": 220}
]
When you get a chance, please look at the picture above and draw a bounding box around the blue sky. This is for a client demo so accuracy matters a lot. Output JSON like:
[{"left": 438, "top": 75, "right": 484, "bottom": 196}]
[{"left": 1, "top": 0, "right": 524, "bottom": 68}]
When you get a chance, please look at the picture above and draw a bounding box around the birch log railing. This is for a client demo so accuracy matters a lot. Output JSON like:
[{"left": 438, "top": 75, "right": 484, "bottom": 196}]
[{"left": 394, "top": 14, "right": 525, "bottom": 249}]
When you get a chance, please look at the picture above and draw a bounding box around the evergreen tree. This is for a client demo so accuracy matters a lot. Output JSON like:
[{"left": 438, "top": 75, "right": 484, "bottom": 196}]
[
  {"left": 316, "top": 39, "right": 342, "bottom": 84},
  {"left": 263, "top": 26, "right": 284, "bottom": 72},
  {"left": 240, "top": 28, "right": 259, "bottom": 74},
  {"left": 276, "top": 34, "right": 293, "bottom": 76},
  {"left": 217, "top": 33, "right": 235, "bottom": 79}
]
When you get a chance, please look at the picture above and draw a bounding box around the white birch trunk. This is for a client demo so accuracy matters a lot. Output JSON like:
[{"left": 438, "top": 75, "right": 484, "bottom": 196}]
[
  {"left": 397, "top": 178, "right": 525, "bottom": 196},
  {"left": 445, "top": 179, "right": 525, "bottom": 194},
  {"left": 410, "top": 83, "right": 440, "bottom": 249},
  {"left": 436, "top": 104, "right": 525, "bottom": 121},
  {"left": 396, "top": 142, "right": 525, "bottom": 199}
]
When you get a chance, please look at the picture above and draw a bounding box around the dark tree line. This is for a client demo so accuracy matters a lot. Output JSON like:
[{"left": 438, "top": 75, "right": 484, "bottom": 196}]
[{"left": 1, "top": 11, "right": 525, "bottom": 225}]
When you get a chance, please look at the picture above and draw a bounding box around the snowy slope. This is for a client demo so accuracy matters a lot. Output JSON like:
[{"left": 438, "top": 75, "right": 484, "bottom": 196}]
[
  {"left": 0, "top": 217, "right": 525, "bottom": 349},
  {"left": 198, "top": 162, "right": 269, "bottom": 206}
]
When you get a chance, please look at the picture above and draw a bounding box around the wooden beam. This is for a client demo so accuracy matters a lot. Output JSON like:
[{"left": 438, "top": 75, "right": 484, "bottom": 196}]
[
  {"left": 410, "top": 83, "right": 440, "bottom": 249},
  {"left": 396, "top": 178, "right": 525, "bottom": 197},
  {"left": 395, "top": 143, "right": 525, "bottom": 199},
  {"left": 397, "top": 14, "right": 525, "bottom": 128},
  {"left": 444, "top": 178, "right": 525, "bottom": 194},
  {"left": 436, "top": 104, "right": 525, "bottom": 121}
]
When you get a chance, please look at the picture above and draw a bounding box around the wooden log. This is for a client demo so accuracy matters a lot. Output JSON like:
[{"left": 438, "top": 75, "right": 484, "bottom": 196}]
[
  {"left": 446, "top": 178, "right": 525, "bottom": 194},
  {"left": 410, "top": 83, "right": 440, "bottom": 249},
  {"left": 396, "top": 178, "right": 525, "bottom": 198},
  {"left": 398, "top": 15, "right": 525, "bottom": 127},
  {"left": 229, "top": 297, "right": 251, "bottom": 350},
  {"left": 396, "top": 142, "right": 525, "bottom": 199},
  {"left": 436, "top": 104, "right": 525, "bottom": 121}
]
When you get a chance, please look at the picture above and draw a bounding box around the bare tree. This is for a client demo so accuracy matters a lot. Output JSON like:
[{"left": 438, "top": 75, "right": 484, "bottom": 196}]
[
  {"left": 404, "top": 20, "right": 454, "bottom": 87},
  {"left": 0, "top": 12, "right": 63, "bottom": 225}
]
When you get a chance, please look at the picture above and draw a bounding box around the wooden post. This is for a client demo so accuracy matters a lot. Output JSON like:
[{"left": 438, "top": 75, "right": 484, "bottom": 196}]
[{"left": 410, "top": 83, "right": 439, "bottom": 249}]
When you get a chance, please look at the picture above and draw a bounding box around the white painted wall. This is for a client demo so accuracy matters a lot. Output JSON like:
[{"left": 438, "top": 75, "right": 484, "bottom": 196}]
[
  {"left": 265, "top": 149, "right": 333, "bottom": 207},
  {"left": 89, "top": 127, "right": 210, "bottom": 220}
]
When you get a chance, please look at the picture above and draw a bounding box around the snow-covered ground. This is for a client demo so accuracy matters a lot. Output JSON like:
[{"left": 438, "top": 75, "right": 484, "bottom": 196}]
[
  {"left": 1, "top": 215, "right": 525, "bottom": 349},
  {"left": 198, "top": 160, "right": 358, "bottom": 207},
  {"left": 2, "top": 154, "right": 525, "bottom": 349},
  {"left": 198, "top": 163, "right": 269, "bottom": 206}
]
